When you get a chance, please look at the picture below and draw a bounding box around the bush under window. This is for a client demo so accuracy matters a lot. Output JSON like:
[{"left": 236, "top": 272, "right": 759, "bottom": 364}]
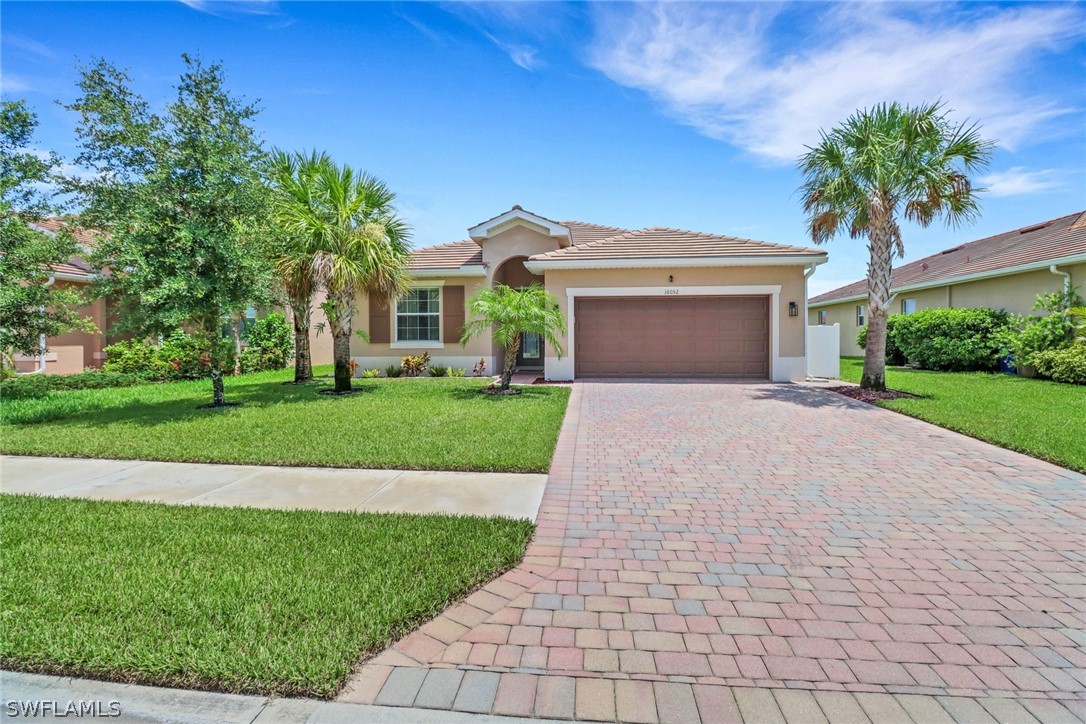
[{"left": 889, "top": 307, "right": 1011, "bottom": 371}]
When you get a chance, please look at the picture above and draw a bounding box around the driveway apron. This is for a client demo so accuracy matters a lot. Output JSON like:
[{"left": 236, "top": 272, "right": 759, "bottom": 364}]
[{"left": 340, "top": 381, "right": 1085, "bottom": 722}]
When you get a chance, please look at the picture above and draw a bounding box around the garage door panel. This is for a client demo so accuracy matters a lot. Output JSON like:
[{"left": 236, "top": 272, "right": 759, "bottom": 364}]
[{"left": 575, "top": 296, "right": 769, "bottom": 378}]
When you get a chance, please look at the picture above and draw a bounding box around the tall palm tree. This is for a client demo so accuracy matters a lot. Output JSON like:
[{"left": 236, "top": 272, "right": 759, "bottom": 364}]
[
  {"left": 266, "top": 150, "right": 326, "bottom": 383},
  {"left": 799, "top": 102, "right": 993, "bottom": 390},
  {"left": 460, "top": 283, "right": 566, "bottom": 391},
  {"left": 271, "top": 152, "right": 411, "bottom": 393}
]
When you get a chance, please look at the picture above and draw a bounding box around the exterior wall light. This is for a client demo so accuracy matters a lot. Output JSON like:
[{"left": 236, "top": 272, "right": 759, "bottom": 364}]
[{"left": 788, "top": 301, "right": 798, "bottom": 317}]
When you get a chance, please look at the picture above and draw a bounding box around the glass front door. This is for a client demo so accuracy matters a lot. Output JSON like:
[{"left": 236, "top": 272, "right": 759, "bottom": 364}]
[{"left": 517, "top": 332, "right": 543, "bottom": 367}]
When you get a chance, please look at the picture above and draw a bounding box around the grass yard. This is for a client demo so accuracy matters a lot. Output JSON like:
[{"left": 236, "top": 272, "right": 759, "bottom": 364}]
[
  {"left": 841, "top": 357, "right": 1086, "bottom": 473},
  {"left": 0, "top": 367, "right": 569, "bottom": 473},
  {"left": 0, "top": 494, "right": 534, "bottom": 697}
]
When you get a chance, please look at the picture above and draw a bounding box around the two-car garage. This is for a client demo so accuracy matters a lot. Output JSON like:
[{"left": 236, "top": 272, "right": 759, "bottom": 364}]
[{"left": 573, "top": 296, "right": 770, "bottom": 378}]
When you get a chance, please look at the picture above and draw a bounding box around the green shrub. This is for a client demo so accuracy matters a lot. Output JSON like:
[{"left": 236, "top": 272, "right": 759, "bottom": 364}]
[
  {"left": 429, "top": 364, "right": 449, "bottom": 377},
  {"left": 0, "top": 370, "right": 156, "bottom": 399},
  {"left": 361, "top": 368, "right": 381, "bottom": 378},
  {"left": 384, "top": 365, "right": 403, "bottom": 378},
  {"left": 888, "top": 308, "right": 1011, "bottom": 371},
  {"left": 1030, "top": 345, "right": 1086, "bottom": 385},
  {"left": 101, "top": 338, "right": 169, "bottom": 378},
  {"left": 449, "top": 368, "right": 466, "bottom": 377},
  {"left": 240, "top": 312, "right": 294, "bottom": 373},
  {"left": 103, "top": 331, "right": 233, "bottom": 381},
  {"left": 856, "top": 315, "right": 906, "bottom": 365}
]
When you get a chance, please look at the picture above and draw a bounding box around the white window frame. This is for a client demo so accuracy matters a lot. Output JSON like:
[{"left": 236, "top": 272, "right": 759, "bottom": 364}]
[
  {"left": 392, "top": 285, "right": 443, "bottom": 348},
  {"left": 856, "top": 305, "right": 865, "bottom": 326},
  {"left": 901, "top": 298, "right": 917, "bottom": 315}
]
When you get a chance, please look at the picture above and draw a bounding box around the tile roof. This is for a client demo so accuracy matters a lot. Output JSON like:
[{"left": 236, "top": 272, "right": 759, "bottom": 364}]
[
  {"left": 561, "top": 221, "right": 633, "bottom": 245},
  {"left": 529, "top": 226, "right": 825, "bottom": 262},
  {"left": 408, "top": 214, "right": 822, "bottom": 271},
  {"left": 409, "top": 240, "right": 483, "bottom": 270},
  {"left": 29, "top": 216, "right": 101, "bottom": 248},
  {"left": 809, "top": 211, "right": 1086, "bottom": 304}
]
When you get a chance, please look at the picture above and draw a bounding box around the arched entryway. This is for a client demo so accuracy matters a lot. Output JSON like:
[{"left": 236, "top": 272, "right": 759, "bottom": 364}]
[{"left": 492, "top": 256, "right": 545, "bottom": 371}]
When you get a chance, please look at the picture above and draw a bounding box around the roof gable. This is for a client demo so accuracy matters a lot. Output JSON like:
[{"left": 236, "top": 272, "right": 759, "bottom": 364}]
[{"left": 468, "top": 205, "right": 571, "bottom": 246}]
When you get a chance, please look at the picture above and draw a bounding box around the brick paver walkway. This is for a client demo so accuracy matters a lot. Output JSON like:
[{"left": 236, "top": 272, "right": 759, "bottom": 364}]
[{"left": 339, "top": 381, "right": 1085, "bottom": 722}]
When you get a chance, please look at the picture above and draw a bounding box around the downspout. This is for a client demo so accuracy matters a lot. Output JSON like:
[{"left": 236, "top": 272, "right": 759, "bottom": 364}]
[
  {"left": 803, "top": 265, "right": 817, "bottom": 379},
  {"left": 1049, "top": 264, "right": 1071, "bottom": 296},
  {"left": 28, "top": 275, "right": 56, "bottom": 375}
]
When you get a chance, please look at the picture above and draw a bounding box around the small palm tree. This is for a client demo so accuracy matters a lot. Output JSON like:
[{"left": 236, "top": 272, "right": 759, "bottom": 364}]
[
  {"left": 460, "top": 283, "right": 566, "bottom": 391},
  {"left": 271, "top": 152, "right": 411, "bottom": 393},
  {"left": 1068, "top": 306, "right": 1086, "bottom": 345},
  {"left": 799, "top": 102, "right": 993, "bottom": 390}
]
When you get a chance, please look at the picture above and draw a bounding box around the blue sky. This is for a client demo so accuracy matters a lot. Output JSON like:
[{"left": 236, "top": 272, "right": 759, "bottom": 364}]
[{"left": 3, "top": 1, "right": 1084, "bottom": 296}]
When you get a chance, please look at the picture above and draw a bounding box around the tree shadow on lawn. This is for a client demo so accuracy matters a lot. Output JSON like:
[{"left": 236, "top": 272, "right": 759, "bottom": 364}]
[{"left": 4, "top": 376, "right": 374, "bottom": 429}]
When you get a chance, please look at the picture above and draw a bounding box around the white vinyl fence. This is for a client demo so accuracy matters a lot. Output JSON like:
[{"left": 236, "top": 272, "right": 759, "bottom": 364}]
[{"left": 807, "top": 324, "right": 840, "bottom": 379}]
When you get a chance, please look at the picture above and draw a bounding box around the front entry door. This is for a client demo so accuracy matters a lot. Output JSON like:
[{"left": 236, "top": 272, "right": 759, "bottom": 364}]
[{"left": 517, "top": 332, "right": 543, "bottom": 367}]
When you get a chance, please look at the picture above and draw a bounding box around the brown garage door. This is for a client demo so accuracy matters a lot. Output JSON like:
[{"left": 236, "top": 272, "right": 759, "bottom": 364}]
[{"left": 575, "top": 296, "right": 769, "bottom": 378}]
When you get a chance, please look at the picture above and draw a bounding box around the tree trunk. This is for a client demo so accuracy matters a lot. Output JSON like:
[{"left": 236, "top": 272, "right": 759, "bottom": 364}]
[
  {"left": 332, "top": 332, "right": 352, "bottom": 392},
  {"left": 231, "top": 315, "right": 243, "bottom": 376},
  {"left": 210, "top": 367, "right": 226, "bottom": 406},
  {"left": 862, "top": 209, "right": 897, "bottom": 391},
  {"left": 291, "top": 299, "right": 312, "bottom": 383},
  {"left": 500, "top": 335, "right": 521, "bottom": 391},
  {"left": 330, "top": 287, "right": 355, "bottom": 393}
]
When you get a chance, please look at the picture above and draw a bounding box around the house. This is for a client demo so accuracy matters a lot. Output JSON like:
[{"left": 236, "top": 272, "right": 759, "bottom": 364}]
[
  {"left": 807, "top": 211, "right": 1086, "bottom": 357},
  {"left": 14, "top": 217, "right": 334, "bottom": 375},
  {"left": 13, "top": 218, "right": 121, "bottom": 375},
  {"left": 352, "top": 206, "right": 827, "bottom": 381}
]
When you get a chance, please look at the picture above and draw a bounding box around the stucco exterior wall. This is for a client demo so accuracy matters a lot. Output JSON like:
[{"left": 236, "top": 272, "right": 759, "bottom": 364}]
[
  {"left": 14, "top": 280, "right": 110, "bottom": 375},
  {"left": 543, "top": 265, "right": 809, "bottom": 381},
  {"left": 350, "top": 276, "right": 492, "bottom": 373},
  {"left": 351, "top": 225, "right": 565, "bottom": 376},
  {"left": 809, "top": 262, "right": 1086, "bottom": 356}
]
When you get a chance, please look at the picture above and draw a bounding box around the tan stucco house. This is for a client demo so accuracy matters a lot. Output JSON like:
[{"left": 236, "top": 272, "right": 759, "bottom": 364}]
[
  {"left": 809, "top": 211, "right": 1086, "bottom": 357},
  {"left": 15, "top": 217, "right": 335, "bottom": 375},
  {"left": 352, "top": 206, "right": 827, "bottom": 381}
]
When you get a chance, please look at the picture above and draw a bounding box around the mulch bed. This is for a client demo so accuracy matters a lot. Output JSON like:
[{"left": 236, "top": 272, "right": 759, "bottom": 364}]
[{"left": 825, "top": 386, "right": 919, "bottom": 403}]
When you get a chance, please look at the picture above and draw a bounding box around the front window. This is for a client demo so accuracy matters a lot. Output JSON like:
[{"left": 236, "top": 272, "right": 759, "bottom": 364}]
[
  {"left": 901, "top": 298, "right": 917, "bottom": 315},
  {"left": 856, "top": 305, "right": 865, "bottom": 326},
  {"left": 396, "top": 288, "right": 440, "bottom": 342}
]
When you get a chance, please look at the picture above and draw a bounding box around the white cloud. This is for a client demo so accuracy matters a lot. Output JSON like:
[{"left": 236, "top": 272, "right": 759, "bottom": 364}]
[
  {"left": 2, "top": 35, "right": 56, "bottom": 60},
  {"left": 981, "top": 167, "right": 1067, "bottom": 197},
  {"left": 589, "top": 3, "right": 1085, "bottom": 163},
  {"left": 484, "top": 32, "right": 543, "bottom": 71},
  {"left": 179, "top": 0, "right": 279, "bottom": 17}
]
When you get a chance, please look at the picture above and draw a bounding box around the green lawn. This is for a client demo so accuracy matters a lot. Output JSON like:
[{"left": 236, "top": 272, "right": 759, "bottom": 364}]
[
  {"left": 0, "top": 494, "right": 533, "bottom": 697},
  {"left": 841, "top": 357, "right": 1086, "bottom": 473},
  {"left": 0, "top": 367, "right": 569, "bottom": 473}
]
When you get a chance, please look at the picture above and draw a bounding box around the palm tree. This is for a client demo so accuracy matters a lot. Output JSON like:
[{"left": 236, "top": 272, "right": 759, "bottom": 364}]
[
  {"left": 799, "top": 102, "right": 993, "bottom": 390},
  {"left": 271, "top": 152, "right": 411, "bottom": 393},
  {"left": 266, "top": 150, "right": 325, "bottom": 384},
  {"left": 460, "top": 283, "right": 566, "bottom": 391},
  {"left": 1068, "top": 306, "right": 1086, "bottom": 345}
]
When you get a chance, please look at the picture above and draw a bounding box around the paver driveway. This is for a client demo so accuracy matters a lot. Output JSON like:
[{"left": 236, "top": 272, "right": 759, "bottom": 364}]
[{"left": 340, "top": 381, "right": 1085, "bottom": 722}]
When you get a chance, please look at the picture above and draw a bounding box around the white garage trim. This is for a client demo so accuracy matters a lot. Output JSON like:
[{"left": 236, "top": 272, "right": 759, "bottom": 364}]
[{"left": 548, "top": 285, "right": 789, "bottom": 381}]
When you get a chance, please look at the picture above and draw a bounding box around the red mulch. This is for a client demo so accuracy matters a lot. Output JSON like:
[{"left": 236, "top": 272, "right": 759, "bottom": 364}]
[{"left": 825, "top": 386, "right": 918, "bottom": 403}]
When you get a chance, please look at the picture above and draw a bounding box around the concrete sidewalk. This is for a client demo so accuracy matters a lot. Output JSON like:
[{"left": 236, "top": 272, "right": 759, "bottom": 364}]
[
  {"left": 0, "top": 455, "right": 546, "bottom": 519},
  {"left": 0, "top": 671, "right": 557, "bottom": 723}
]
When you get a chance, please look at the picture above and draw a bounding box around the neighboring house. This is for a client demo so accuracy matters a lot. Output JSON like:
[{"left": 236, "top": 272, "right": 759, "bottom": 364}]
[
  {"left": 353, "top": 206, "right": 827, "bottom": 381},
  {"left": 13, "top": 218, "right": 122, "bottom": 375},
  {"left": 808, "top": 211, "right": 1086, "bottom": 356},
  {"left": 15, "top": 217, "right": 334, "bottom": 375}
]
